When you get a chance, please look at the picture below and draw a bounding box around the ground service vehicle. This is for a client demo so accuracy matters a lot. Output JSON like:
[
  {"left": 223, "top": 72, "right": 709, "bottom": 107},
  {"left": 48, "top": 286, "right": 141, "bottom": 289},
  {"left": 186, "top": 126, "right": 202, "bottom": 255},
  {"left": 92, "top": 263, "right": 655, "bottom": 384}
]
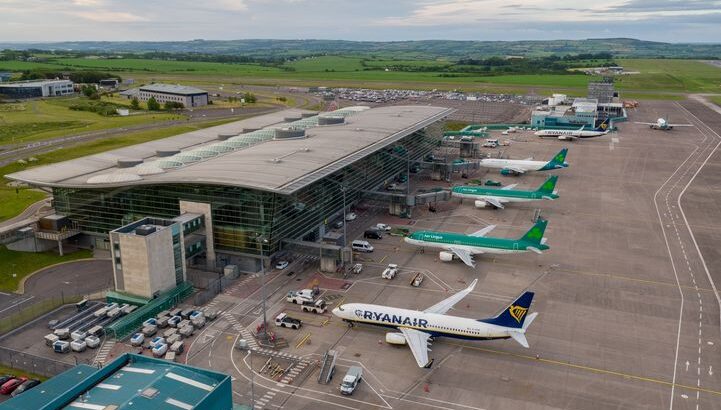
[
  {"left": 340, "top": 367, "right": 363, "bottom": 395},
  {"left": 130, "top": 333, "right": 145, "bottom": 346},
  {"left": 351, "top": 263, "right": 363, "bottom": 274},
  {"left": 382, "top": 264, "right": 399, "bottom": 279},
  {"left": 301, "top": 299, "right": 328, "bottom": 314},
  {"left": 275, "top": 313, "right": 302, "bottom": 329},
  {"left": 345, "top": 212, "right": 357, "bottom": 221},
  {"left": 53, "top": 340, "right": 70, "bottom": 353},
  {"left": 287, "top": 289, "right": 315, "bottom": 304}
]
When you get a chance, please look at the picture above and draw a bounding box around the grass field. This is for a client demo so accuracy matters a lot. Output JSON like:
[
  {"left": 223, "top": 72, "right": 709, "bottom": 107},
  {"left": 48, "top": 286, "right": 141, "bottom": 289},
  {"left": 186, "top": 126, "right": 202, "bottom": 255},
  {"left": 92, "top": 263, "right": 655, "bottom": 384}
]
[
  {"left": 616, "top": 59, "right": 721, "bottom": 93},
  {"left": 0, "top": 188, "right": 46, "bottom": 223},
  {"left": 0, "top": 97, "right": 181, "bottom": 146},
  {"left": 0, "top": 245, "right": 92, "bottom": 292},
  {"left": 0, "top": 364, "right": 48, "bottom": 382},
  {"left": 710, "top": 96, "right": 721, "bottom": 106},
  {"left": 5, "top": 56, "right": 720, "bottom": 95}
]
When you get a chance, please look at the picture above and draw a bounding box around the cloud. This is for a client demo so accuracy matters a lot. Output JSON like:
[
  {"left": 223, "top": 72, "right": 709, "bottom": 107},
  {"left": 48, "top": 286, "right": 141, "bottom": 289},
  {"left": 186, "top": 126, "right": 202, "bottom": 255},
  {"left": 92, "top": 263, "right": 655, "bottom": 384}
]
[{"left": 71, "top": 11, "right": 148, "bottom": 22}]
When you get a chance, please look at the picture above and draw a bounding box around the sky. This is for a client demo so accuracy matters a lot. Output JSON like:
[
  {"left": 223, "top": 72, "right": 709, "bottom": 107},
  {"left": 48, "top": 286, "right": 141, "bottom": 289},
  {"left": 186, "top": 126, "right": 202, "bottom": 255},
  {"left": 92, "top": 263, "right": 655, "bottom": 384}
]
[{"left": 0, "top": 0, "right": 720, "bottom": 43}]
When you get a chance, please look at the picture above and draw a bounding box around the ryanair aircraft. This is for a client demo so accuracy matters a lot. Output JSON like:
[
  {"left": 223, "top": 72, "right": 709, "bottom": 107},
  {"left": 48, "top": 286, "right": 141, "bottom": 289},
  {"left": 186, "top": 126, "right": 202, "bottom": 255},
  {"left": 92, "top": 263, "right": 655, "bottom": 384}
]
[{"left": 332, "top": 279, "right": 538, "bottom": 368}]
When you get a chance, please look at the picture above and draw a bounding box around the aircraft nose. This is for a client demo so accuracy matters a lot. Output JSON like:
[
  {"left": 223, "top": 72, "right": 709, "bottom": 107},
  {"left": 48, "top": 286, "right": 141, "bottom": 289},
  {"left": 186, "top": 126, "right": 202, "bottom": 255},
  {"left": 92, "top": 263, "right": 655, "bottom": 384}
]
[{"left": 331, "top": 307, "right": 340, "bottom": 316}]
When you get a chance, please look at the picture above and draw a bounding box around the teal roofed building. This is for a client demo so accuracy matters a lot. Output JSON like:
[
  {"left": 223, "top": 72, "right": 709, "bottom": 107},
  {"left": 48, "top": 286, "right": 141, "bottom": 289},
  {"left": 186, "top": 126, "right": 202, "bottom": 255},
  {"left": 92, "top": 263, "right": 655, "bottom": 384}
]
[{"left": 0, "top": 353, "right": 232, "bottom": 410}]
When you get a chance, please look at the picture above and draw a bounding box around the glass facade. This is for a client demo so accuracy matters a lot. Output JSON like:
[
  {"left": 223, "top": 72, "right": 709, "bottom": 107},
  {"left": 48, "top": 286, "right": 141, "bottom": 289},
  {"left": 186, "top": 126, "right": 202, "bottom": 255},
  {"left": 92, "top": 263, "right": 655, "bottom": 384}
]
[{"left": 53, "top": 122, "right": 444, "bottom": 257}]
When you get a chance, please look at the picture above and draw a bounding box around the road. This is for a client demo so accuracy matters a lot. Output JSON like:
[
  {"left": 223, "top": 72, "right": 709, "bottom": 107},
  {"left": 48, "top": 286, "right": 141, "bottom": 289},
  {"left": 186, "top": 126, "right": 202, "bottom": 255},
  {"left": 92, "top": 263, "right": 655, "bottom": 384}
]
[{"left": 0, "top": 259, "right": 112, "bottom": 321}]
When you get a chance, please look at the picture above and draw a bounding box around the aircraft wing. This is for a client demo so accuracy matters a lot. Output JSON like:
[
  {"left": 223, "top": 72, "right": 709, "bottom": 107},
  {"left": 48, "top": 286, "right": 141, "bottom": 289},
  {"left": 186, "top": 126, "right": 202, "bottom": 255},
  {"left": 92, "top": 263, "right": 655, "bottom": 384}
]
[
  {"left": 424, "top": 278, "right": 478, "bottom": 315},
  {"left": 399, "top": 327, "right": 432, "bottom": 368},
  {"left": 633, "top": 122, "right": 656, "bottom": 125},
  {"left": 447, "top": 247, "right": 476, "bottom": 268},
  {"left": 484, "top": 197, "right": 505, "bottom": 209},
  {"left": 470, "top": 224, "right": 496, "bottom": 237},
  {"left": 501, "top": 184, "right": 518, "bottom": 190},
  {"left": 669, "top": 123, "right": 694, "bottom": 127}
]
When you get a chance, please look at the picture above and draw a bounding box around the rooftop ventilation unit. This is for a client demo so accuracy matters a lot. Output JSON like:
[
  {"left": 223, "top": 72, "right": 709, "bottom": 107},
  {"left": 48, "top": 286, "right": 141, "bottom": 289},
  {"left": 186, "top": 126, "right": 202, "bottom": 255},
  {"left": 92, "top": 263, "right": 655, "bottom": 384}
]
[
  {"left": 275, "top": 128, "right": 306, "bottom": 140},
  {"left": 117, "top": 159, "right": 143, "bottom": 168},
  {"left": 156, "top": 149, "right": 180, "bottom": 157},
  {"left": 242, "top": 128, "right": 260, "bottom": 133},
  {"left": 318, "top": 116, "right": 344, "bottom": 125},
  {"left": 135, "top": 225, "right": 157, "bottom": 236},
  {"left": 284, "top": 116, "right": 303, "bottom": 122},
  {"left": 301, "top": 112, "right": 318, "bottom": 118}
]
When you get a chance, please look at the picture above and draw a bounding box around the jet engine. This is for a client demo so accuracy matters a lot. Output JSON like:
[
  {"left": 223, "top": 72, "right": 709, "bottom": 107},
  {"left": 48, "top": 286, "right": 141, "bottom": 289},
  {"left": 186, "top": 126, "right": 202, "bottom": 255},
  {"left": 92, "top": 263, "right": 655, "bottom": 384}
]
[
  {"left": 500, "top": 168, "right": 518, "bottom": 176},
  {"left": 474, "top": 200, "right": 487, "bottom": 208},
  {"left": 439, "top": 251, "right": 454, "bottom": 262},
  {"left": 385, "top": 332, "right": 407, "bottom": 345}
]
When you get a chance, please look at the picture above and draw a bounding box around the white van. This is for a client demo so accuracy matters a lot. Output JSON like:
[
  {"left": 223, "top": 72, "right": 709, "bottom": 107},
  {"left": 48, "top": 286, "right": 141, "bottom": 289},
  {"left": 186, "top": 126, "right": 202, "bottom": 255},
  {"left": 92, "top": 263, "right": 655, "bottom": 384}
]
[{"left": 351, "top": 240, "right": 374, "bottom": 253}]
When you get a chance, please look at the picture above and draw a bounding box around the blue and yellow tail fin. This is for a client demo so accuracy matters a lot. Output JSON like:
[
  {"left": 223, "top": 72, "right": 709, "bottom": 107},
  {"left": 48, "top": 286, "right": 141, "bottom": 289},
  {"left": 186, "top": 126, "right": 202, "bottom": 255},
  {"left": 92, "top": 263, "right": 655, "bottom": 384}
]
[{"left": 479, "top": 291, "right": 535, "bottom": 329}]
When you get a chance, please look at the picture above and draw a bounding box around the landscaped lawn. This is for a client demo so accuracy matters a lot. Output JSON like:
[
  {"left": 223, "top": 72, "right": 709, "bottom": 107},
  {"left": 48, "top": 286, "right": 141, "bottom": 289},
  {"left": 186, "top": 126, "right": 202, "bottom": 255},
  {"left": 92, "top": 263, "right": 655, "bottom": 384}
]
[{"left": 0, "top": 245, "right": 93, "bottom": 292}]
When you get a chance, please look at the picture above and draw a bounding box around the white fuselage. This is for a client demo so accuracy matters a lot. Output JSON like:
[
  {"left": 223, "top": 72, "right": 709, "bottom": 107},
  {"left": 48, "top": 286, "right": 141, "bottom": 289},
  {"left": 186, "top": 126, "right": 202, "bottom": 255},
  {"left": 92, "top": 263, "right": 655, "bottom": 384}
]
[
  {"left": 479, "top": 159, "right": 547, "bottom": 172},
  {"left": 534, "top": 129, "right": 606, "bottom": 138},
  {"left": 333, "top": 303, "right": 513, "bottom": 340},
  {"left": 452, "top": 192, "right": 538, "bottom": 203},
  {"left": 404, "top": 236, "right": 526, "bottom": 255}
]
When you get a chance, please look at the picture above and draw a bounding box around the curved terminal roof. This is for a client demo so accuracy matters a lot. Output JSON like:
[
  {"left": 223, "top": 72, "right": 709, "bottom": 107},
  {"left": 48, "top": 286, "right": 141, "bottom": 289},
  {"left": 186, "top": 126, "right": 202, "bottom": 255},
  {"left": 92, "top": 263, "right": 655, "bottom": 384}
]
[{"left": 7, "top": 105, "right": 453, "bottom": 195}]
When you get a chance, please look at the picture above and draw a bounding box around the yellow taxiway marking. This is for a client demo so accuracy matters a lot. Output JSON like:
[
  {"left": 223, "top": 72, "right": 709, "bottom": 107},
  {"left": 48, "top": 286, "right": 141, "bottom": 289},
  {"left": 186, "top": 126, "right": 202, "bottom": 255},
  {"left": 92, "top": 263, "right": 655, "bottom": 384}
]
[
  {"left": 295, "top": 332, "right": 312, "bottom": 349},
  {"left": 449, "top": 342, "right": 721, "bottom": 397}
]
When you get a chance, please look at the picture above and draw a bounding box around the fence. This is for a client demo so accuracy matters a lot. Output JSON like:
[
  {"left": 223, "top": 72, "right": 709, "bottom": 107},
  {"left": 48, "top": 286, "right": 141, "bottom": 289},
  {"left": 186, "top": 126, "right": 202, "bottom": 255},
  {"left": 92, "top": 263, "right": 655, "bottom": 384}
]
[
  {"left": 0, "top": 345, "right": 75, "bottom": 378},
  {"left": 105, "top": 282, "right": 193, "bottom": 340},
  {"left": 0, "top": 295, "right": 83, "bottom": 336},
  {"left": 193, "top": 275, "right": 233, "bottom": 306}
]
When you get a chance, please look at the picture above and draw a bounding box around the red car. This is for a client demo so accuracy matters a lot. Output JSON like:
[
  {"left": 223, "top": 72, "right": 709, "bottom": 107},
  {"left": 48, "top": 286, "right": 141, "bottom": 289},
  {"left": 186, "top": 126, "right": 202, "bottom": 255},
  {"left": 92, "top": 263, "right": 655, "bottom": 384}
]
[{"left": 0, "top": 377, "right": 27, "bottom": 394}]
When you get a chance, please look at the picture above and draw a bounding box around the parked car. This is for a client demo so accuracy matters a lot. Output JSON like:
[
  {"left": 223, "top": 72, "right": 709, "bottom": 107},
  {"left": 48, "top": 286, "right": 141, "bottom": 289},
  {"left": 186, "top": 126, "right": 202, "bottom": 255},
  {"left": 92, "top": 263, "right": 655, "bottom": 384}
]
[
  {"left": 345, "top": 212, "right": 357, "bottom": 221},
  {"left": 484, "top": 180, "right": 502, "bottom": 187},
  {"left": 275, "top": 261, "right": 290, "bottom": 270},
  {"left": 1, "top": 377, "right": 28, "bottom": 395},
  {"left": 332, "top": 220, "right": 344, "bottom": 229},
  {"left": 375, "top": 223, "right": 392, "bottom": 232},
  {"left": 363, "top": 229, "right": 382, "bottom": 240},
  {"left": 0, "top": 376, "right": 14, "bottom": 386},
  {"left": 10, "top": 379, "right": 41, "bottom": 397}
]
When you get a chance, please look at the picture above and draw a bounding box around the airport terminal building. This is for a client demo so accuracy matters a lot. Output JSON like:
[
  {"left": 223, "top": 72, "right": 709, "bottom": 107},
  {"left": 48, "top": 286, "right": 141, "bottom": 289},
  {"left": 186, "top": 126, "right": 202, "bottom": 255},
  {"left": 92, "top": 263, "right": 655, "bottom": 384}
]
[{"left": 8, "top": 105, "right": 451, "bottom": 272}]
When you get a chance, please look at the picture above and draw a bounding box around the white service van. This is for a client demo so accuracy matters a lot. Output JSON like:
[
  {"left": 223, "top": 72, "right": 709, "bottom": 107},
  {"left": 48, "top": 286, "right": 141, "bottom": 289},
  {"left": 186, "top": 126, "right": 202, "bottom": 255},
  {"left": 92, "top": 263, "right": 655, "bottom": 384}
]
[{"left": 351, "top": 240, "right": 374, "bottom": 253}]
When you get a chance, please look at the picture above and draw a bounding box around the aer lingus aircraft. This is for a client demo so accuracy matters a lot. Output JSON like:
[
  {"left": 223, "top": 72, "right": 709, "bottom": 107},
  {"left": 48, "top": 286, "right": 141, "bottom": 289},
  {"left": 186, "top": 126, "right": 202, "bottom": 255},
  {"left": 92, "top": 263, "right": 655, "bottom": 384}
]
[
  {"left": 332, "top": 279, "right": 538, "bottom": 368},
  {"left": 404, "top": 219, "right": 549, "bottom": 268},
  {"left": 480, "top": 148, "right": 568, "bottom": 176},
  {"left": 451, "top": 176, "right": 559, "bottom": 209}
]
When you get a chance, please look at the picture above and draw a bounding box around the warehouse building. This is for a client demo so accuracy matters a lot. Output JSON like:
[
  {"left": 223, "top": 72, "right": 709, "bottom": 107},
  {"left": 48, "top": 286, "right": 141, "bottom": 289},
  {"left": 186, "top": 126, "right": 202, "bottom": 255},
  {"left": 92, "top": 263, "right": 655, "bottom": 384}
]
[
  {"left": 0, "top": 353, "right": 232, "bottom": 410},
  {"left": 124, "top": 83, "right": 209, "bottom": 107},
  {"left": 7, "top": 105, "right": 452, "bottom": 272},
  {"left": 0, "top": 79, "right": 74, "bottom": 98}
]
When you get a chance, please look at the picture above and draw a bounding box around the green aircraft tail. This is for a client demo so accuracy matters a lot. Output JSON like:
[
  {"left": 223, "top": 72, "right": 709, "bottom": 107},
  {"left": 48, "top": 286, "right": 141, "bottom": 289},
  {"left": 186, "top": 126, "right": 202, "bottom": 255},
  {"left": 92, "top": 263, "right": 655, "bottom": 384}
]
[
  {"left": 519, "top": 219, "right": 548, "bottom": 245},
  {"left": 536, "top": 176, "right": 558, "bottom": 195}
]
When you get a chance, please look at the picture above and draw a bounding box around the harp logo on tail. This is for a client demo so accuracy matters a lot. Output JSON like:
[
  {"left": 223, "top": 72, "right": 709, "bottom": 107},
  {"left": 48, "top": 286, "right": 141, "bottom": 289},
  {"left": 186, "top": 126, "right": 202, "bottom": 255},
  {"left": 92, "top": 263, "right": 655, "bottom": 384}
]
[{"left": 508, "top": 305, "right": 528, "bottom": 323}]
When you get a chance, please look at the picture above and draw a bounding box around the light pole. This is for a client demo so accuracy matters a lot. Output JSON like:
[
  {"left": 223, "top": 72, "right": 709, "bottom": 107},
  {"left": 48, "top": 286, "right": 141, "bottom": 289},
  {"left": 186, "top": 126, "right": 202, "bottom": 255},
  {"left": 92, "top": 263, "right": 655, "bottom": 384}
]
[
  {"left": 328, "top": 180, "right": 352, "bottom": 265},
  {"left": 255, "top": 234, "right": 269, "bottom": 341},
  {"left": 249, "top": 349, "right": 255, "bottom": 408}
]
